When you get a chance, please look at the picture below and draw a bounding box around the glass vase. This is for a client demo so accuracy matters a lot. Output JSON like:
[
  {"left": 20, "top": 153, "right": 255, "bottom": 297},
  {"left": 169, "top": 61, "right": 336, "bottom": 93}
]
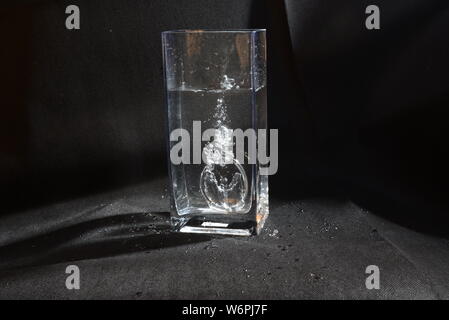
[{"left": 162, "top": 29, "right": 268, "bottom": 236}]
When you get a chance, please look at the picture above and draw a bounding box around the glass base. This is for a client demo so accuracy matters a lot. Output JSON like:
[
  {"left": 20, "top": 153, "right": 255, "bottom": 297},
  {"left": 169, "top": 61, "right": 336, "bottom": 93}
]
[{"left": 171, "top": 214, "right": 257, "bottom": 236}]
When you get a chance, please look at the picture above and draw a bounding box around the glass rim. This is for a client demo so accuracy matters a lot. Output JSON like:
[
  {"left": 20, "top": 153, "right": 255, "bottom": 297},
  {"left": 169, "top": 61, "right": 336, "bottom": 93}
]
[{"left": 162, "top": 29, "right": 266, "bottom": 35}]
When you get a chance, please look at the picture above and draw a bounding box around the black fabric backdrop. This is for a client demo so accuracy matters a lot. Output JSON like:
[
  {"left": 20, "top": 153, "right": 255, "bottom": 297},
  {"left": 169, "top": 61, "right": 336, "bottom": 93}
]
[
  {"left": 1, "top": 0, "right": 448, "bottom": 231},
  {"left": 0, "top": 0, "right": 449, "bottom": 299}
]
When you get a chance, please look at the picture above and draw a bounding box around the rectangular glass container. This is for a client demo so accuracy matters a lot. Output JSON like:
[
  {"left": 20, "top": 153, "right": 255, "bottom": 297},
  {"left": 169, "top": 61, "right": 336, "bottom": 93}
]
[{"left": 162, "top": 29, "right": 268, "bottom": 236}]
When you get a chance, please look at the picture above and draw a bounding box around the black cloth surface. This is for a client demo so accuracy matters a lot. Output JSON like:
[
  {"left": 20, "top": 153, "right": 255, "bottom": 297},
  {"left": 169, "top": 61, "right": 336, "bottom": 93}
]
[
  {"left": 1, "top": 0, "right": 449, "bottom": 299},
  {"left": 1, "top": 177, "right": 448, "bottom": 299}
]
